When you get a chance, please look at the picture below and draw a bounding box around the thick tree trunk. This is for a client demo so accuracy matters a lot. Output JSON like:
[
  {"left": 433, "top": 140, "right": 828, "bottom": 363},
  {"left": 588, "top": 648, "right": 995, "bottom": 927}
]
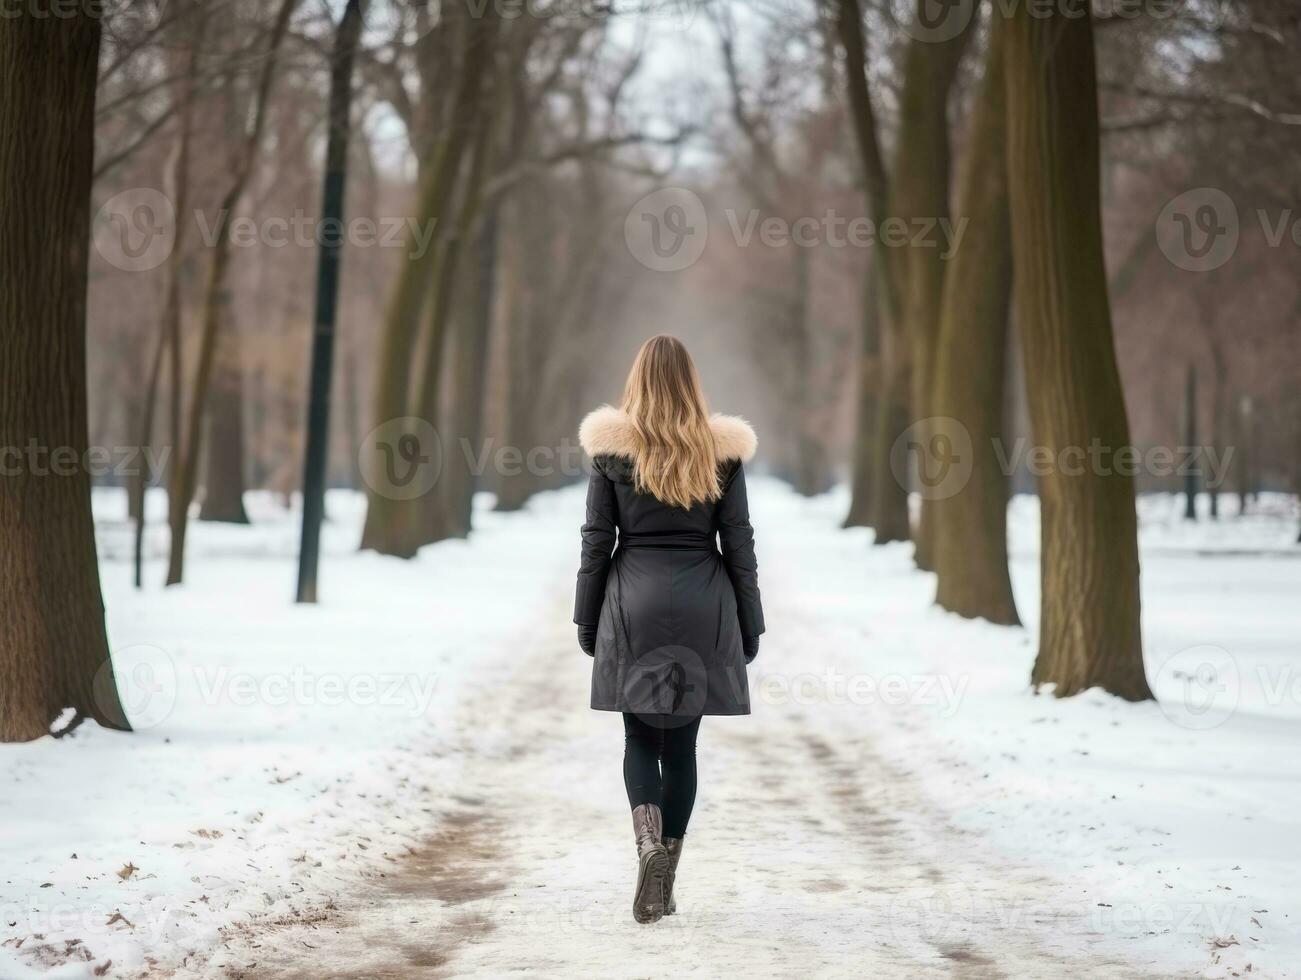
[
  {"left": 361, "top": 5, "right": 498, "bottom": 555},
  {"left": 892, "top": 3, "right": 973, "bottom": 570},
  {"left": 1004, "top": 1, "right": 1151, "bottom": 700},
  {"left": 0, "top": 14, "right": 130, "bottom": 740},
  {"left": 166, "top": 0, "right": 297, "bottom": 584},
  {"left": 440, "top": 207, "right": 499, "bottom": 538},
  {"left": 834, "top": 0, "right": 900, "bottom": 532},
  {"left": 932, "top": 26, "right": 1019, "bottom": 626},
  {"left": 493, "top": 192, "right": 545, "bottom": 514},
  {"left": 198, "top": 351, "right": 251, "bottom": 523}
]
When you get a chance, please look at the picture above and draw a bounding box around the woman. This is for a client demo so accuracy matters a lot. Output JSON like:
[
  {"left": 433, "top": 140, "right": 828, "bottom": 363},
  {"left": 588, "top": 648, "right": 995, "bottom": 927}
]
[{"left": 574, "top": 335, "right": 764, "bottom": 925}]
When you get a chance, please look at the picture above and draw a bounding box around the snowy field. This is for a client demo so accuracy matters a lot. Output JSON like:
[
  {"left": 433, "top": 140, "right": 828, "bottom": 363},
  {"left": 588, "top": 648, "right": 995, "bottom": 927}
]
[{"left": 1, "top": 481, "right": 1298, "bottom": 978}]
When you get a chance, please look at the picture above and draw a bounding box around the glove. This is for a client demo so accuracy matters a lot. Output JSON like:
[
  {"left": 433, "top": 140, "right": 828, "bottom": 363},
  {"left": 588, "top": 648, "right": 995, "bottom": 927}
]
[
  {"left": 743, "top": 634, "right": 760, "bottom": 664},
  {"left": 577, "top": 624, "right": 597, "bottom": 656}
]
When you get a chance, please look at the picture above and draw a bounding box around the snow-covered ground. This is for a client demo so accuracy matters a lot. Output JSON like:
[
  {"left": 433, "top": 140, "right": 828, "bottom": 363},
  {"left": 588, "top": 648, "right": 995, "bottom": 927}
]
[{"left": 1, "top": 481, "right": 1297, "bottom": 978}]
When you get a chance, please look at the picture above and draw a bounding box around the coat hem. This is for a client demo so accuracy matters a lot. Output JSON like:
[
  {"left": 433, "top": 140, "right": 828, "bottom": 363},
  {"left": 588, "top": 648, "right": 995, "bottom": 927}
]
[{"left": 590, "top": 703, "right": 751, "bottom": 716}]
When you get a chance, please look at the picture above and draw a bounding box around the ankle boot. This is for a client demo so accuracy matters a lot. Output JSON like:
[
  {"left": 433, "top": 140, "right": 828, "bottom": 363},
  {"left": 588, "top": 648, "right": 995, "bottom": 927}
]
[
  {"left": 663, "top": 836, "right": 683, "bottom": 915},
  {"left": 631, "top": 803, "right": 669, "bottom": 923}
]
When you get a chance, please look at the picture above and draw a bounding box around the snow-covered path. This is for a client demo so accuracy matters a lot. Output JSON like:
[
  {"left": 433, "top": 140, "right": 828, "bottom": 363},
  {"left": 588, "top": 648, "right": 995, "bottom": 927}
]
[
  {"left": 194, "top": 584, "right": 1167, "bottom": 979},
  {"left": 4, "top": 482, "right": 1297, "bottom": 978}
]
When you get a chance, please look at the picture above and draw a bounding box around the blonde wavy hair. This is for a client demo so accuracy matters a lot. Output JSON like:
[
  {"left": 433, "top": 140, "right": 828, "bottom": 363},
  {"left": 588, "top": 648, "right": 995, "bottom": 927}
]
[{"left": 621, "top": 335, "right": 720, "bottom": 510}]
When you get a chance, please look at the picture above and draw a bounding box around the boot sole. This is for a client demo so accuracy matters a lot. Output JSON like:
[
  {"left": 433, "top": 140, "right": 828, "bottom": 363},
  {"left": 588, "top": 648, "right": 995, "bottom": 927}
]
[{"left": 633, "top": 847, "right": 669, "bottom": 923}]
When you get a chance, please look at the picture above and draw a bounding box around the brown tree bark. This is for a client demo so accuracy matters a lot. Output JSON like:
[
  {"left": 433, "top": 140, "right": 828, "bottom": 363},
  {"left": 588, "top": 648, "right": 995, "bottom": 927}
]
[
  {"left": 166, "top": 0, "right": 297, "bottom": 585},
  {"left": 789, "top": 245, "right": 833, "bottom": 496},
  {"left": 832, "top": 0, "right": 906, "bottom": 537},
  {"left": 892, "top": 1, "right": 974, "bottom": 570},
  {"left": 870, "top": 320, "right": 913, "bottom": 543},
  {"left": 932, "top": 25, "right": 1019, "bottom": 626},
  {"left": 198, "top": 349, "right": 251, "bottom": 523},
  {"left": 1182, "top": 362, "right": 1198, "bottom": 520},
  {"left": 843, "top": 272, "right": 878, "bottom": 527},
  {"left": 360, "top": 5, "right": 499, "bottom": 555},
  {"left": 1004, "top": 1, "right": 1152, "bottom": 700},
  {"left": 440, "top": 208, "right": 499, "bottom": 538},
  {"left": 492, "top": 190, "right": 539, "bottom": 514},
  {"left": 1, "top": 13, "right": 130, "bottom": 740}
]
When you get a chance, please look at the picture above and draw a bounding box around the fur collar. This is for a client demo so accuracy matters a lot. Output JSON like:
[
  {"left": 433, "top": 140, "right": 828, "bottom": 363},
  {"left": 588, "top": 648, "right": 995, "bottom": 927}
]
[{"left": 579, "top": 406, "right": 757, "bottom": 463}]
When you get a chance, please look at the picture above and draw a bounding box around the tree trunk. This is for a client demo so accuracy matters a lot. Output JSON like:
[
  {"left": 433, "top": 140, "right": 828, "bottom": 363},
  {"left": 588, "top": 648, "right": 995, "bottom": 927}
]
[
  {"left": 166, "top": 0, "right": 297, "bottom": 585},
  {"left": 932, "top": 25, "right": 1019, "bottom": 626},
  {"left": 198, "top": 349, "right": 251, "bottom": 523},
  {"left": 132, "top": 323, "right": 167, "bottom": 587},
  {"left": 834, "top": 0, "right": 901, "bottom": 532},
  {"left": 132, "top": 0, "right": 203, "bottom": 587},
  {"left": 843, "top": 271, "right": 879, "bottom": 527},
  {"left": 440, "top": 207, "right": 499, "bottom": 538},
  {"left": 1206, "top": 332, "right": 1226, "bottom": 519},
  {"left": 492, "top": 194, "right": 539, "bottom": 514},
  {"left": 789, "top": 245, "right": 832, "bottom": 497},
  {"left": 360, "top": 4, "right": 498, "bottom": 555},
  {"left": 870, "top": 312, "right": 913, "bottom": 544},
  {"left": 893, "top": 2, "right": 974, "bottom": 570},
  {"left": 1004, "top": 1, "right": 1151, "bottom": 700},
  {"left": 0, "top": 13, "right": 130, "bottom": 740},
  {"left": 1183, "top": 362, "right": 1198, "bottom": 520},
  {"left": 1234, "top": 395, "right": 1253, "bottom": 515}
]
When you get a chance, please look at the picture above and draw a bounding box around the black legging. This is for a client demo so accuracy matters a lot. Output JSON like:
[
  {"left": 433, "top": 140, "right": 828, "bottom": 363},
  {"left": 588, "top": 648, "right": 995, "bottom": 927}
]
[{"left": 622, "top": 712, "right": 702, "bottom": 839}]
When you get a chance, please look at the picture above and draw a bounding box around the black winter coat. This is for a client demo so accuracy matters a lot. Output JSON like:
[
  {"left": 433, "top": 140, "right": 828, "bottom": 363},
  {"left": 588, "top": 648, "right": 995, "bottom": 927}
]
[{"left": 573, "top": 406, "right": 765, "bottom": 717}]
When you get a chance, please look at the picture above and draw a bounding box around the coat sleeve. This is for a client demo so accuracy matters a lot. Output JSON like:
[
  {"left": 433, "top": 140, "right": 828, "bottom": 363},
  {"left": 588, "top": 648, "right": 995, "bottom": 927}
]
[
  {"left": 717, "top": 463, "right": 765, "bottom": 638},
  {"left": 574, "top": 463, "right": 618, "bottom": 626}
]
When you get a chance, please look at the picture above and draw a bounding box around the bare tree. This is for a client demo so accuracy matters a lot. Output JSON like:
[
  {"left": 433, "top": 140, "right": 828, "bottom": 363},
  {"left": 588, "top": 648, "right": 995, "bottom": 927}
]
[
  {"left": 360, "top": 2, "right": 500, "bottom": 557},
  {"left": 166, "top": 0, "right": 299, "bottom": 584}
]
